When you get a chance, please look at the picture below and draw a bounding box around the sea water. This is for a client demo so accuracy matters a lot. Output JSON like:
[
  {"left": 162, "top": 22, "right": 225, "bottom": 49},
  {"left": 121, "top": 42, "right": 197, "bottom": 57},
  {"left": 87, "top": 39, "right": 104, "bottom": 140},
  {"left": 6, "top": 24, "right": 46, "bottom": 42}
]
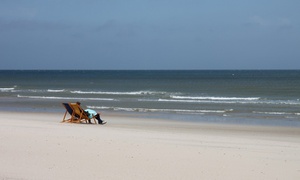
[{"left": 1, "top": 70, "right": 300, "bottom": 126}]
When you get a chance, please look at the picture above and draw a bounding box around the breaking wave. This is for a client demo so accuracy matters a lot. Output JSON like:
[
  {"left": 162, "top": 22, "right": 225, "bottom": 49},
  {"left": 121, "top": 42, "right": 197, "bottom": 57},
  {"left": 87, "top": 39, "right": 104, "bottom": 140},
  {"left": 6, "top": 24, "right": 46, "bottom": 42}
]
[
  {"left": 88, "top": 105, "right": 231, "bottom": 114},
  {"left": 0, "top": 87, "right": 15, "bottom": 92},
  {"left": 70, "top": 90, "right": 166, "bottom": 96},
  {"left": 17, "top": 95, "right": 116, "bottom": 101},
  {"left": 170, "top": 95, "right": 260, "bottom": 101},
  {"left": 47, "top": 89, "right": 66, "bottom": 93}
]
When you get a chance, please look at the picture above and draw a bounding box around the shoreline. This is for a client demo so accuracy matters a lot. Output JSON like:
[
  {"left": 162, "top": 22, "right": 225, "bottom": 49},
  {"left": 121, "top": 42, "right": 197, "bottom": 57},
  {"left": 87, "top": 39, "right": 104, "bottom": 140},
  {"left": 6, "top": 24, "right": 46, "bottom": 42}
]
[
  {"left": 1, "top": 106, "right": 300, "bottom": 128},
  {"left": 1, "top": 109, "right": 300, "bottom": 135},
  {"left": 1, "top": 111, "right": 300, "bottom": 179}
]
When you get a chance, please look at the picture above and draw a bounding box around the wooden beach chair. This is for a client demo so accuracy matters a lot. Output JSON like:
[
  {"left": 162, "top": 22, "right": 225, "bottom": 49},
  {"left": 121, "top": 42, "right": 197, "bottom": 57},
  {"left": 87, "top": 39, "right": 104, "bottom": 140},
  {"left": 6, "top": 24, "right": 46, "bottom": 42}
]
[
  {"left": 62, "top": 103, "right": 74, "bottom": 123},
  {"left": 61, "top": 103, "right": 97, "bottom": 124}
]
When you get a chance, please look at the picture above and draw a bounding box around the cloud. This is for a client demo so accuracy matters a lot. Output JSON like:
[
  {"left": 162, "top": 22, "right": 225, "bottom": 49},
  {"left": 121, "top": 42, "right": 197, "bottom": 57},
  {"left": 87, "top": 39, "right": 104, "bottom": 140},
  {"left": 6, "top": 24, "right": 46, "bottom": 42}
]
[
  {"left": 277, "top": 18, "right": 293, "bottom": 30},
  {"left": 95, "top": 20, "right": 117, "bottom": 32},
  {"left": 0, "top": 18, "right": 70, "bottom": 32},
  {"left": 0, "top": 6, "right": 37, "bottom": 20},
  {"left": 244, "top": 16, "right": 295, "bottom": 31},
  {"left": 249, "top": 16, "right": 268, "bottom": 26},
  {"left": 95, "top": 20, "right": 140, "bottom": 38}
]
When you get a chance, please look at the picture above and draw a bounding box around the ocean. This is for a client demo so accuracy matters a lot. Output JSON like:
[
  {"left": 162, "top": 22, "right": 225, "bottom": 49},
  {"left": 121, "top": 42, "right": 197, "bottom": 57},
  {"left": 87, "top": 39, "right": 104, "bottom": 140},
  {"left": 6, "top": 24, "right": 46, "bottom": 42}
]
[{"left": 1, "top": 70, "right": 300, "bottom": 126}]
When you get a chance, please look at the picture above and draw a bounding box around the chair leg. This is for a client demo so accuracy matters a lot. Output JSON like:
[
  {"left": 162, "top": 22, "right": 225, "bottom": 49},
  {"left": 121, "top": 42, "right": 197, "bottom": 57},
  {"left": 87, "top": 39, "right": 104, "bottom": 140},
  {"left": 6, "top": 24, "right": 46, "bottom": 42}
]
[{"left": 61, "top": 111, "right": 67, "bottom": 122}]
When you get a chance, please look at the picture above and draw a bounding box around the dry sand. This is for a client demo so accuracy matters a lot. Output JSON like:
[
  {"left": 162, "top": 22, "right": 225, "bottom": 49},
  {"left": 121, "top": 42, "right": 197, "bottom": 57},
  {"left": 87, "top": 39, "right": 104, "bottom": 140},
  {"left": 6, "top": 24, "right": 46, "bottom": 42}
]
[{"left": 0, "top": 111, "right": 300, "bottom": 180}]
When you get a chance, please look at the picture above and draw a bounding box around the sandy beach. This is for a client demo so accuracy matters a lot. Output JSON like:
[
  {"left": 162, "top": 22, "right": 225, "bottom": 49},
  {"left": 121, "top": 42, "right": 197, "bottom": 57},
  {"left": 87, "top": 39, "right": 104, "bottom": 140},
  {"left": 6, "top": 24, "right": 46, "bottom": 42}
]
[{"left": 0, "top": 111, "right": 300, "bottom": 180}]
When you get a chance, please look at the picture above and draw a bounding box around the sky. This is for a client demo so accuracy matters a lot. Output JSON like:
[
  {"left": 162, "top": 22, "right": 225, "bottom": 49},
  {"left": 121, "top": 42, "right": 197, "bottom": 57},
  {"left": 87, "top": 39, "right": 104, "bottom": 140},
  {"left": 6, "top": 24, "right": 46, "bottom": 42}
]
[{"left": 0, "top": 0, "right": 300, "bottom": 70}]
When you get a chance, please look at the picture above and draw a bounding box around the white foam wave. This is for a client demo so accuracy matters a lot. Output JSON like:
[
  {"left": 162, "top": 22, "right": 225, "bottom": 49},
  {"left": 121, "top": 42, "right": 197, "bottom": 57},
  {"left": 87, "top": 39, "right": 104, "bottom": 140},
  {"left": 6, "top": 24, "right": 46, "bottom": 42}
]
[
  {"left": 253, "top": 111, "right": 294, "bottom": 115},
  {"left": 28, "top": 89, "right": 44, "bottom": 93},
  {"left": 171, "top": 95, "right": 260, "bottom": 101},
  {"left": 47, "top": 89, "right": 65, "bottom": 93},
  {"left": 17, "top": 95, "right": 116, "bottom": 101},
  {"left": 0, "top": 87, "right": 15, "bottom": 92},
  {"left": 158, "top": 99, "right": 237, "bottom": 103},
  {"left": 88, "top": 105, "right": 226, "bottom": 114},
  {"left": 70, "top": 90, "right": 165, "bottom": 96},
  {"left": 157, "top": 98, "right": 300, "bottom": 105}
]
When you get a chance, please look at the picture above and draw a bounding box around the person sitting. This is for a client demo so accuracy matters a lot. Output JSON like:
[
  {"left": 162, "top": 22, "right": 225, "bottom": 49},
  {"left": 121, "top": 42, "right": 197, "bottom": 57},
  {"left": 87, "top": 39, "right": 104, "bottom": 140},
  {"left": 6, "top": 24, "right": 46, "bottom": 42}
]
[{"left": 76, "top": 102, "right": 107, "bottom": 125}]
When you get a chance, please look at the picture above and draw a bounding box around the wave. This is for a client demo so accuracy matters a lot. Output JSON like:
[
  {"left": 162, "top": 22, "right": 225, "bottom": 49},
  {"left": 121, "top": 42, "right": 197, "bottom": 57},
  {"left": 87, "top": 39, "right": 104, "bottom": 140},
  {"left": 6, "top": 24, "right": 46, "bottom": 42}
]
[
  {"left": 0, "top": 87, "right": 15, "bottom": 92},
  {"left": 0, "top": 88, "right": 65, "bottom": 93},
  {"left": 70, "top": 90, "right": 166, "bottom": 96},
  {"left": 16, "top": 89, "right": 45, "bottom": 93},
  {"left": 158, "top": 99, "right": 240, "bottom": 104},
  {"left": 17, "top": 95, "right": 117, "bottom": 101},
  {"left": 157, "top": 98, "right": 300, "bottom": 105},
  {"left": 88, "top": 105, "right": 229, "bottom": 114},
  {"left": 171, "top": 95, "right": 260, "bottom": 101},
  {"left": 253, "top": 111, "right": 300, "bottom": 115},
  {"left": 47, "top": 89, "right": 65, "bottom": 93}
]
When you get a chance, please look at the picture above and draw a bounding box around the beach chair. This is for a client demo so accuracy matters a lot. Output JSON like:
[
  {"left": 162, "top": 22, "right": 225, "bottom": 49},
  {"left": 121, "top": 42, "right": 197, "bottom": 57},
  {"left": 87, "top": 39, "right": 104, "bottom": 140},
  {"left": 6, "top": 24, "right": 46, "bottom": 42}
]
[
  {"left": 61, "top": 103, "right": 97, "bottom": 124},
  {"left": 62, "top": 103, "right": 74, "bottom": 122}
]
